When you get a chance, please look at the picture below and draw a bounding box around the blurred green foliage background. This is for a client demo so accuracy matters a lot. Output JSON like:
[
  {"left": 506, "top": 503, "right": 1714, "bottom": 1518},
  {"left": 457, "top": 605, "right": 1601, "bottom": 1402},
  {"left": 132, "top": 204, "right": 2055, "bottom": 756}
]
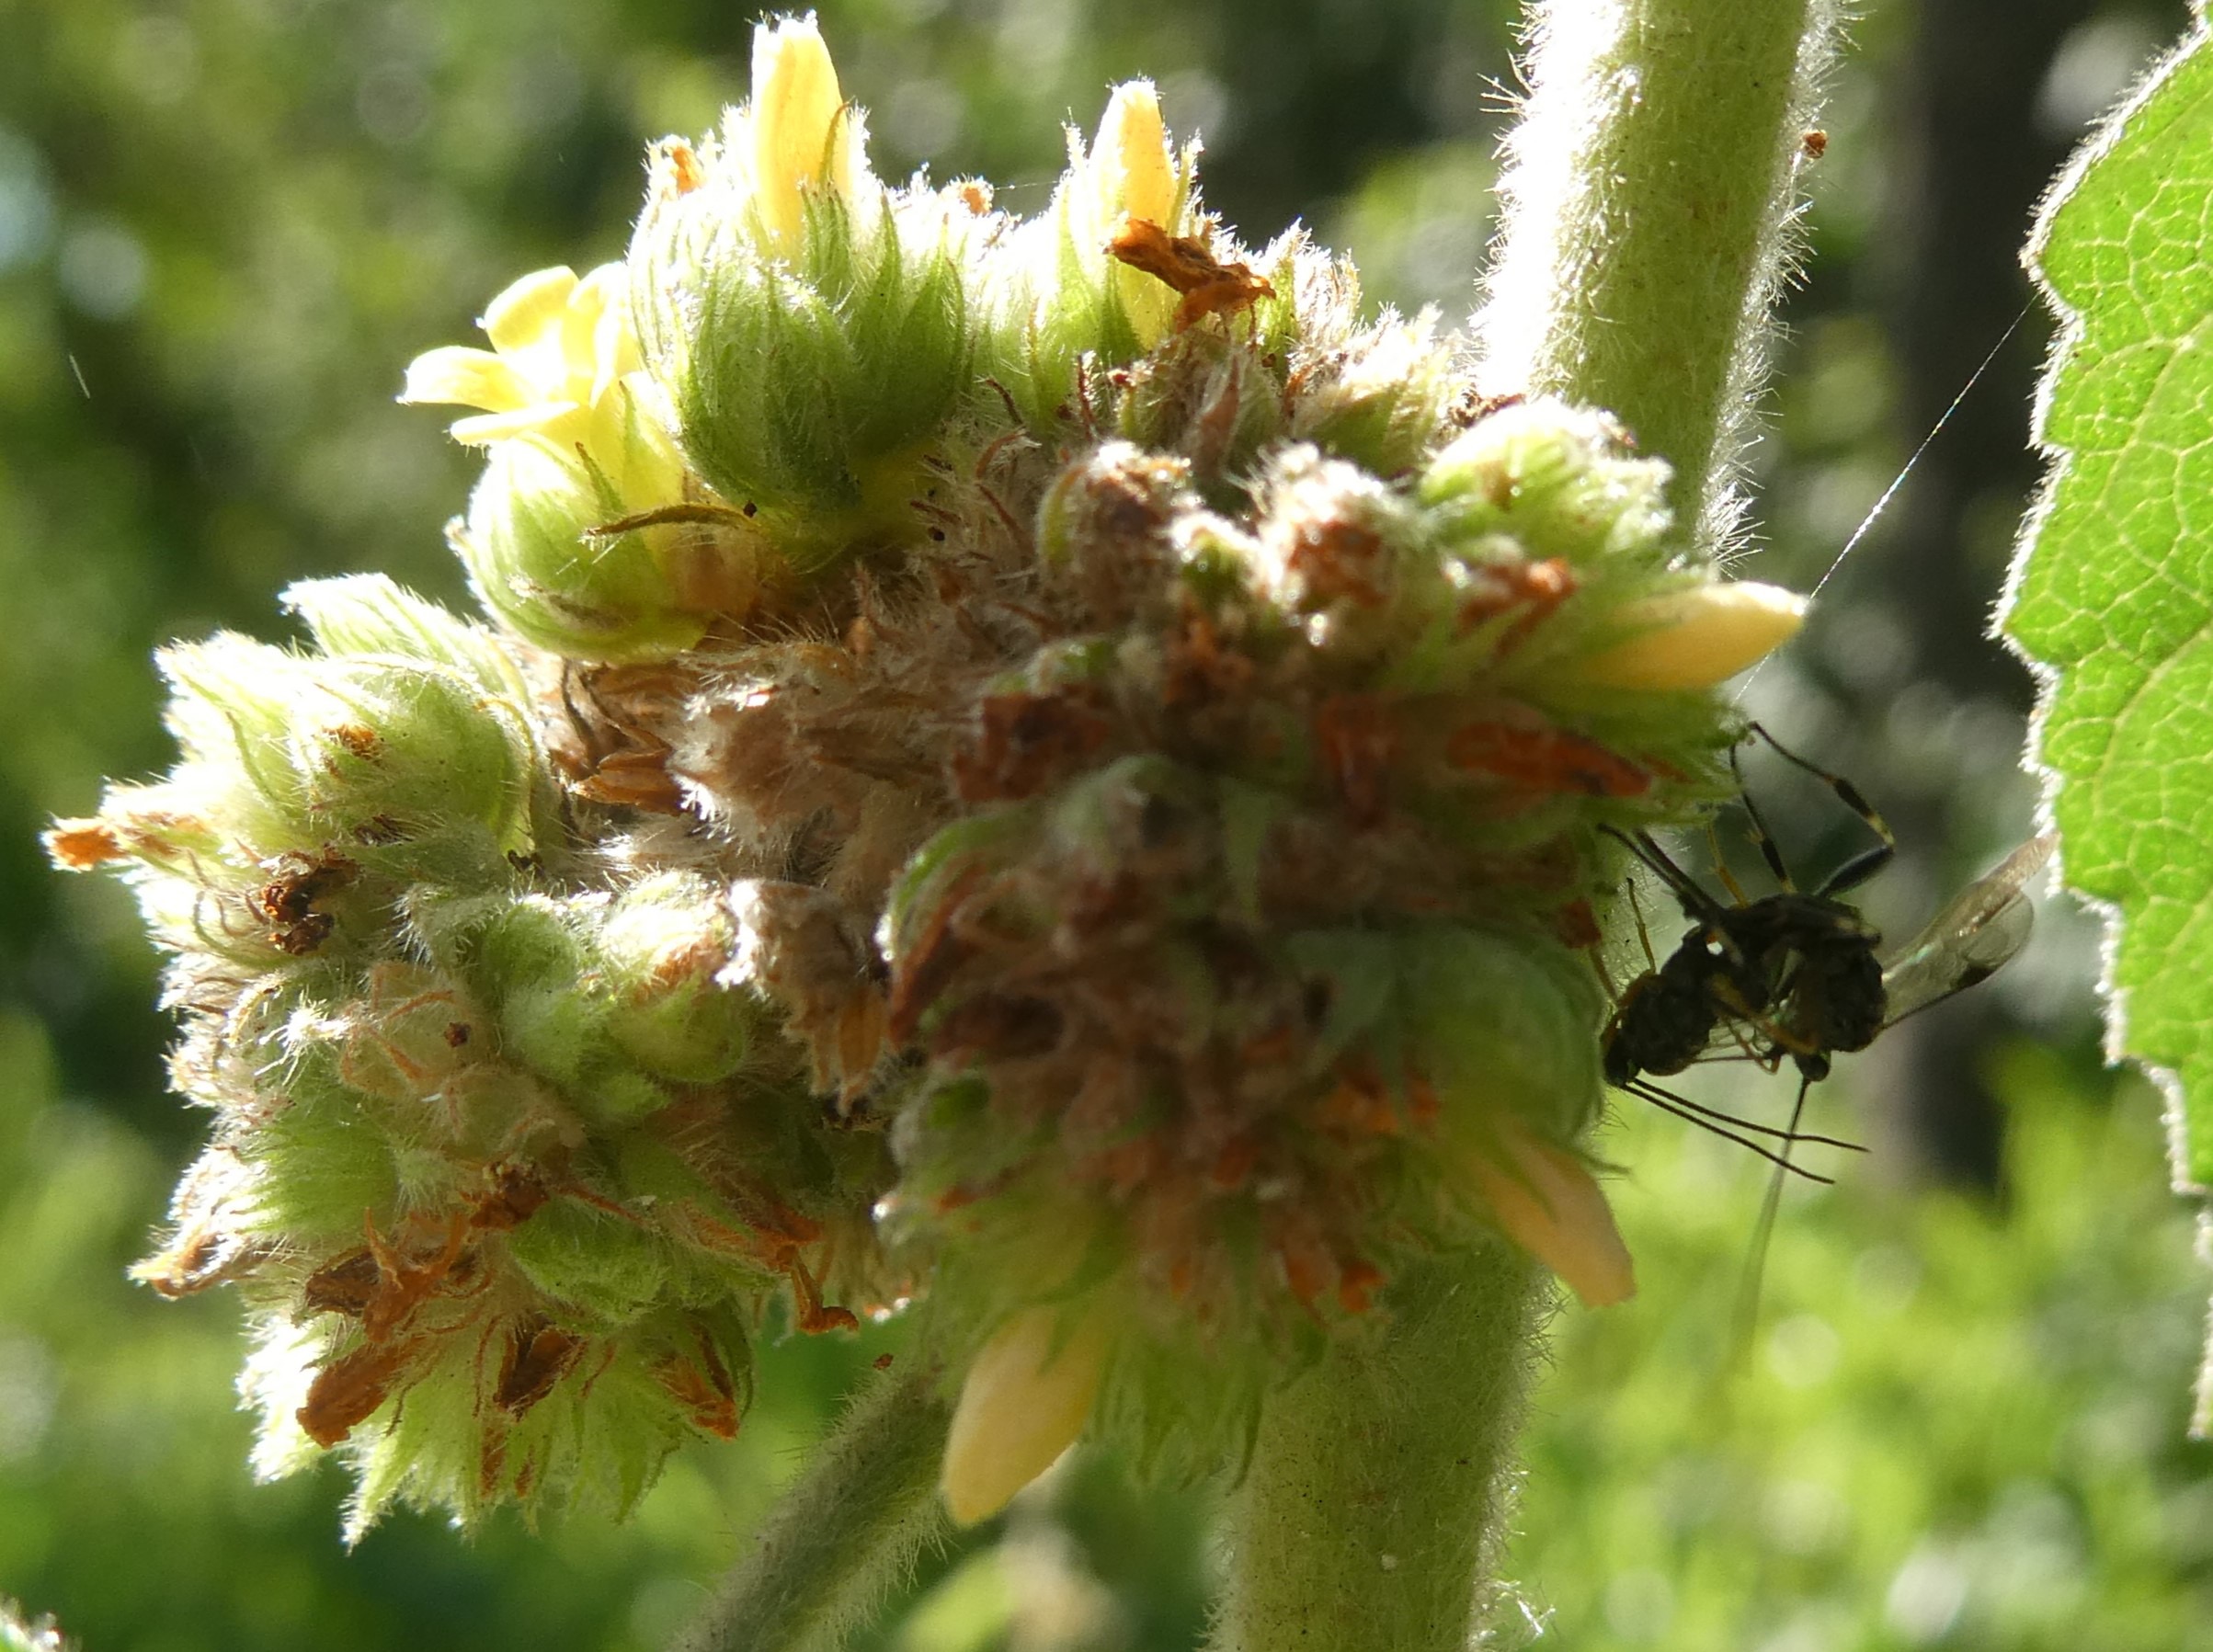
[{"left": 4, "top": 0, "right": 2209, "bottom": 1646}]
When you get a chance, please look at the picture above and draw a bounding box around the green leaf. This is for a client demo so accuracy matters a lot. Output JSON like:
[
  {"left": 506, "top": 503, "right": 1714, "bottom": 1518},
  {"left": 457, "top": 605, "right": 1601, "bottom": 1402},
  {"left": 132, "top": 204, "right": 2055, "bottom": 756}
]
[{"left": 2003, "top": 19, "right": 2213, "bottom": 1185}]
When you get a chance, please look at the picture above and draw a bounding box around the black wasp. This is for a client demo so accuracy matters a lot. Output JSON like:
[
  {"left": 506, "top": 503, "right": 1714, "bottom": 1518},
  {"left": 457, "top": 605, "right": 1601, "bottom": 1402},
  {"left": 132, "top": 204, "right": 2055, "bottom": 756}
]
[{"left": 1600, "top": 723, "right": 2053, "bottom": 1181}]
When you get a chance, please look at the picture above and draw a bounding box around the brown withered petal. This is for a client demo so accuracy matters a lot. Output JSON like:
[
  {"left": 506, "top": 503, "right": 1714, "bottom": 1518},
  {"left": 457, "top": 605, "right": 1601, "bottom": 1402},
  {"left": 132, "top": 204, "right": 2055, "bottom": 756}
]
[
  {"left": 301, "top": 1248, "right": 382, "bottom": 1318},
  {"left": 470, "top": 1163, "right": 552, "bottom": 1232},
  {"left": 134, "top": 1225, "right": 270, "bottom": 1300},
  {"left": 1108, "top": 218, "right": 1275, "bottom": 333},
  {"left": 44, "top": 821, "right": 128, "bottom": 870},
  {"left": 494, "top": 1318, "right": 585, "bottom": 1418},
  {"left": 298, "top": 1338, "right": 422, "bottom": 1449}
]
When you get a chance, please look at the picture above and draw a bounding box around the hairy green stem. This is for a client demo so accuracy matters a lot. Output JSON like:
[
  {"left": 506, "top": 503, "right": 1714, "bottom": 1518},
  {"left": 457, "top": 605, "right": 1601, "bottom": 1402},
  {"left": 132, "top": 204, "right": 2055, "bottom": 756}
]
[
  {"left": 1478, "top": 0, "right": 1842, "bottom": 547},
  {"left": 1203, "top": 9, "right": 1842, "bottom": 1648},
  {"left": 1207, "top": 1249, "right": 1546, "bottom": 1652},
  {"left": 669, "top": 1366, "right": 952, "bottom": 1652}
]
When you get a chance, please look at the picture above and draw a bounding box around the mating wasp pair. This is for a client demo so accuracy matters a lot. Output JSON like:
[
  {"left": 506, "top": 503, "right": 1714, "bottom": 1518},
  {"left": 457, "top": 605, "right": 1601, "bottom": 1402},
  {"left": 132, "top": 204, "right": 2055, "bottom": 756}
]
[{"left": 1598, "top": 723, "right": 2053, "bottom": 1305}]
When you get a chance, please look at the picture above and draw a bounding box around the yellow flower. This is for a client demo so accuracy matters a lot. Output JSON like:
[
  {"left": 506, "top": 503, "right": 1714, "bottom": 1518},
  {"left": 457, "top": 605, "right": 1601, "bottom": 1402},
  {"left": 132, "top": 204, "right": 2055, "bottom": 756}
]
[
  {"left": 633, "top": 17, "right": 873, "bottom": 246},
  {"left": 400, "top": 263, "right": 639, "bottom": 450},
  {"left": 402, "top": 262, "right": 688, "bottom": 517}
]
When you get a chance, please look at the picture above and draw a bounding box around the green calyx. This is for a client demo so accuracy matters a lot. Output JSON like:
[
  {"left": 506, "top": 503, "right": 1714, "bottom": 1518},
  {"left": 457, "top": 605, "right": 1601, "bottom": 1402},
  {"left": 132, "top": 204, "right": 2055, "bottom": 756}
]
[
  {"left": 451, "top": 437, "right": 761, "bottom": 664},
  {"left": 632, "top": 152, "right": 976, "bottom": 546}
]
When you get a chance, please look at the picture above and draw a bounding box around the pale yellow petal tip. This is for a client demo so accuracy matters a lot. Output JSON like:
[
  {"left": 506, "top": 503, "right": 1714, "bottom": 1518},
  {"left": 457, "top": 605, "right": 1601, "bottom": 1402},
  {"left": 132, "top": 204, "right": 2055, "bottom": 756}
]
[
  {"left": 1575, "top": 582, "right": 1807, "bottom": 692},
  {"left": 751, "top": 13, "right": 850, "bottom": 243},
  {"left": 1096, "top": 80, "right": 1175, "bottom": 229},
  {"left": 941, "top": 1306, "right": 1110, "bottom": 1526},
  {"left": 480, "top": 266, "right": 580, "bottom": 353},
  {"left": 1468, "top": 1127, "right": 1637, "bottom": 1308}
]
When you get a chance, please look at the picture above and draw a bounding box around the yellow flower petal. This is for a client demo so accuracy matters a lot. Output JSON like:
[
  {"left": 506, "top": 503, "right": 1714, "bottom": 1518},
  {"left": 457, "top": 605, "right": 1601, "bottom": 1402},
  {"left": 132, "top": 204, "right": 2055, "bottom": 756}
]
[
  {"left": 941, "top": 1305, "right": 1111, "bottom": 1526},
  {"left": 398, "top": 346, "right": 533, "bottom": 414},
  {"left": 1574, "top": 582, "right": 1806, "bottom": 691},
  {"left": 751, "top": 15, "right": 848, "bottom": 245},
  {"left": 449, "top": 402, "right": 581, "bottom": 447},
  {"left": 1466, "top": 1122, "right": 1636, "bottom": 1307},
  {"left": 481, "top": 266, "right": 579, "bottom": 355},
  {"left": 1094, "top": 80, "right": 1175, "bottom": 232},
  {"left": 572, "top": 264, "right": 639, "bottom": 404}
]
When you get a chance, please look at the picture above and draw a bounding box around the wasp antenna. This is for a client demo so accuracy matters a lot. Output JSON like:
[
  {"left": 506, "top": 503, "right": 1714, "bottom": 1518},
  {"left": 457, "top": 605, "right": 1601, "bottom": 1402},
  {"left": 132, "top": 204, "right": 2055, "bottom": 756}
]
[
  {"left": 1626, "top": 1082, "right": 1836, "bottom": 1183},
  {"left": 1626, "top": 1077, "right": 1862, "bottom": 1152}
]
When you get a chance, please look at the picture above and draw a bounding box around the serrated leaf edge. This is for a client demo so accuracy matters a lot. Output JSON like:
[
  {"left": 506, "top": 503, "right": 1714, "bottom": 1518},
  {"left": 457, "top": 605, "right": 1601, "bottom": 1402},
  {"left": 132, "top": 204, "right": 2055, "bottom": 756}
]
[{"left": 2000, "top": 9, "right": 2213, "bottom": 1204}]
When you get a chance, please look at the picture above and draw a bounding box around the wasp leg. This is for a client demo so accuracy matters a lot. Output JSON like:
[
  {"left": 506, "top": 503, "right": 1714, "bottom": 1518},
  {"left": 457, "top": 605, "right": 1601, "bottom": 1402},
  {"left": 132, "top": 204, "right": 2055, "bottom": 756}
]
[
  {"left": 1705, "top": 818, "right": 1756, "bottom": 907},
  {"left": 1625, "top": 877, "right": 1659, "bottom": 976},
  {"left": 1602, "top": 824, "right": 1734, "bottom": 926},
  {"left": 1743, "top": 721, "right": 1898, "bottom": 897},
  {"left": 1729, "top": 739, "right": 1800, "bottom": 893}
]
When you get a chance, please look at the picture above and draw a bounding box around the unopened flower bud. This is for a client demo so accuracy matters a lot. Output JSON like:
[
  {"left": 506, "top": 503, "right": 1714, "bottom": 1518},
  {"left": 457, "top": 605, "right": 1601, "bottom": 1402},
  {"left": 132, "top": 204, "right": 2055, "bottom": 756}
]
[
  {"left": 629, "top": 21, "right": 972, "bottom": 533},
  {"left": 1420, "top": 398, "right": 1672, "bottom": 565},
  {"left": 1463, "top": 1120, "right": 1635, "bottom": 1307},
  {"left": 156, "top": 635, "right": 535, "bottom": 871},
  {"left": 1288, "top": 309, "right": 1459, "bottom": 477},
  {"left": 1034, "top": 441, "right": 1195, "bottom": 625},
  {"left": 1090, "top": 82, "right": 1180, "bottom": 346},
  {"left": 281, "top": 575, "right": 529, "bottom": 705},
  {"left": 747, "top": 15, "right": 859, "bottom": 245},
  {"left": 1570, "top": 581, "right": 1806, "bottom": 690},
  {"left": 450, "top": 437, "right": 755, "bottom": 662},
  {"left": 1239, "top": 445, "right": 1426, "bottom": 657},
  {"left": 1358, "top": 928, "right": 1629, "bottom": 1305},
  {"left": 599, "top": 874, "right": 756, "bottom": 1083},
  {"left": 941, "top": 1304, "right": 1113, "bottom": 1525},
  {"left": 1092, "top": 83, "right": 1178, "bottom": 245},
  {"left": 1112, "top": 326, "right": 1284, "bottom": 476},
  {"left": 980, "top": 82, "right": 1198, "bottom": 427}
]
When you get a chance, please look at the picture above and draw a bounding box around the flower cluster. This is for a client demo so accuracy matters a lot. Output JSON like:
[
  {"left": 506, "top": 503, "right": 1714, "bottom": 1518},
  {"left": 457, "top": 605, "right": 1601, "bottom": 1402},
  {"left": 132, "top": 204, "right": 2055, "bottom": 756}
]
[
  {"left": 51, "top": 577, "right": 887, "bottom": 1533},
  {"left": 52, "top": 15, "right": 1802, "bottom": 1532}
]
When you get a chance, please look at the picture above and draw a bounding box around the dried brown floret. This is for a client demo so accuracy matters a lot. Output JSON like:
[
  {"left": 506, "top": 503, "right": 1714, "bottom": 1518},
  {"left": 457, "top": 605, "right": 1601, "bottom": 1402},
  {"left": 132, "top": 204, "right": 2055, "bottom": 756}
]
[
  {"left": 494, "top": 1317, "right": 584, "bottom": 1418},
  {"left": 298, "top": 1337, "right": 423, "bottom": 1449},
  {"left": 1109, "top": 218, "right": 1276, "bottom": 332}
]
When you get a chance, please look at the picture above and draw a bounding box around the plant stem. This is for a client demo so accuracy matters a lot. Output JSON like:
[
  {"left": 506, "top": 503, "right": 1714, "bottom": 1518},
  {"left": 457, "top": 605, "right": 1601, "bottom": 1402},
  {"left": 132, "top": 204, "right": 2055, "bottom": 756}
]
[
  {"left": 1478, "top": 0, "right": 1842, "bottom": 547},
  {"left": 668, "top": 1366, "right": 952, "bottom": 1652},
  {"left": 1207, "top": 1249, "right": 1546, "bottom": 1652}
]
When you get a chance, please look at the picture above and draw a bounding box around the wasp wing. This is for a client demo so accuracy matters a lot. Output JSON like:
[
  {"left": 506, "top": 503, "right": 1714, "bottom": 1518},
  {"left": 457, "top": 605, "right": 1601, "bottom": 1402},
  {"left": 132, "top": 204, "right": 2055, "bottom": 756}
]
[{"left": 1876, "top": 834, "right": 2054, "bottom": 1025}]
